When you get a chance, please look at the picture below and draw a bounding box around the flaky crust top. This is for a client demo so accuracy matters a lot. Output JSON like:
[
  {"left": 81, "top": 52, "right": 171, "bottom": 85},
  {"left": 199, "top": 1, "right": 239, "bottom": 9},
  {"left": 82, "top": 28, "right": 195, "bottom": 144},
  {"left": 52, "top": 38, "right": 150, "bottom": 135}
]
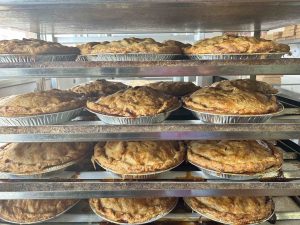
[
  {"left": 183, "top": 85, "right": 280, "bottom": 115},
  {"left": 87, "top": 86, "right": 180, "bottom": 117},
  {"left": 0, "top": 142, "right": 92, "bottom": 174},
  {"left": 187, "top": 140, "right": 283, "bottom": 174},
  {"left": 78, "top": 37, "right": 183, "bottom": 54},
  {"left": 0, "top": 89, "right": 85, "bottom": 117},
  {"left": 0, "top": 38, "right": 79, "bottom": 55},
  {"left": 0, "top": 199, "right": 77, "bottom": 223},
  {"left": 70, "top": 79, "right": 129, "bottom": 98},
  {"left": 147, "top": 81, "right": 200, "bottom": 97},
  {"left": 211, "top": 79, "right": 278, "bottom": 95},
  {"left": 185, "top": 196, "right": 273, "bottom": 225},
  {"left": 93, "top": 141, "right": 185, "bottom": 174},
  {"left": 184, "top": 34, "right": 290, "bottom": 54},
  {"left": 89, "top": 197, "right": 177, "bottom": 224}
]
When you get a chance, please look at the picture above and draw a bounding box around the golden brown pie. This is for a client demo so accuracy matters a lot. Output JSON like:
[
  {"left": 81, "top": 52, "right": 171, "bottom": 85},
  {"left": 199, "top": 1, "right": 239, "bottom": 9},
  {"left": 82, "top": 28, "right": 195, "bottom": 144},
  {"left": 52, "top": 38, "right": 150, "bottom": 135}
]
[
  {"left": 0, "top": 199, "right": 78, "bottom": 223},
  {"left": 184, "top": 196, "right": 273, "bottom": 225},
  {"left": 78, "top": 37, "right": 182, "bottom": 54},
  {"left": 147, "top": 81, "right": 200, "bottom": 97},
  {"left": 90, "top": 197, "right": 177, "bottom": 224},
  {"left": 182, "top": 85, "right": 280, "bottom": 115},
  {"left": 70, "top": 79, "right": 129, "bottom": 98},
  {"left": 183, "top": 34, "right": 290, "bottom": 54},
  {"left": 87, "top": 86, "right": 180, "bottom": 117},
  {"left": 211, "top": 79, "right": 278, "bottom": 95},
  {"left": 0, "top": 89, "right": 85, "bottom": 117},
  {"left": 0, "top": 38, "right": 79, "bottom": 55},
  {"left": 187, "top": 140, "right": 283, "bottom": 174},
  {"left": 0, "top": 142, "right": 92, "bottom": 174},
  {"left": 93, "top": 141, "right": 185, "bottom": 174}
]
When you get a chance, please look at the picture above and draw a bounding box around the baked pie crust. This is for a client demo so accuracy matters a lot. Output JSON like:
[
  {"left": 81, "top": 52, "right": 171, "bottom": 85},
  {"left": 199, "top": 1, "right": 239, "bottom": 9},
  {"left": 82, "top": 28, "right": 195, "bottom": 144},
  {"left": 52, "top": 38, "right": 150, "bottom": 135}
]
[
  {"left": 184, "top": 196, "right": 273, "bottom": 225},
  {"left": 182, "top": 85, "right": 280, "bottom": 115},
  {"left": 89, "top": 197, "right": 177, "bottom": 224},
  {"left": 87, "top": 86, "right": 180, "bottom": 117},
  {"left": 0, "top": 199, "right": 78, "bottom": 223},
  {"left": 78, "top": 37, "right": 183, "bottom": 54},
  {"left": 0, "top": 89, "right": 85, "bottom": 117},
  {"left": 71, "top": 79, "right": 129, "bottom": 98},
  {"left": 0, "top": 142, "right": 92, "bottom": 174},
  {"left": 147, "top": 81, "right": 200, "bottom": 97},
  {"left": 93, "top": 141, "right": 185, "bottom": 174},
  {"left": 187, "top": 140, "right": 283, "bottom": 174},
  {"left": 183, "top": 34, "right": 290, "bottom": 54},
  {"left": 0, "top": 38, "right": 79, "bottom": 55},
  {"left": 211, "top": 79, "right": 278, "bottom": 95}
]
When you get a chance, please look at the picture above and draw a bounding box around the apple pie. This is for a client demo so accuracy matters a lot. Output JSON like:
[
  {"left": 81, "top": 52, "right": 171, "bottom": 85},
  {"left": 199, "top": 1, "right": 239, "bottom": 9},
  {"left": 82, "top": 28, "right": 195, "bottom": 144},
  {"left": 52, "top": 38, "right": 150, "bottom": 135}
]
[
  {"left": 0, "top": 142, "right": 92, "bottom": 174},
  {"left": 78, "top": 37, "right": 183, "bottom": 54},
  {"left": 147, "top": 81, "right": 200, "bottom": 97},
  {"left": 71, "top": 79, "right": 129, "bottom": 98},
  {"left": 90, "top": 197, "right": 177, "bottom": 224},
  {"left": 93, "top": 141, "right": 185, "bottom": 174},
  {"left": 183, "top": 85, "right": 280, "bottom": 115},
  {"left": 87, "top": 86, "right": 180, "bottom": 117},
  {"left": 0, "top": 199, "right": 78, "bottom": 223},
  {"left": 0, "top": 89, "right": 85, "bottom": 117},
  {"left": 0, "top": 38, "right": 79, "bottom": 55},
  {"left": 187, "top": 140, "right": 283, "bottom": 174},
  {"left": 184, "top": 196, "right": 273, "bottom": 225},
  {"left": 211, "top": 79, "right": 278, "bottom": 95},
  {"left": 183, "top": 34, "right": 290, "bottom": 54}
]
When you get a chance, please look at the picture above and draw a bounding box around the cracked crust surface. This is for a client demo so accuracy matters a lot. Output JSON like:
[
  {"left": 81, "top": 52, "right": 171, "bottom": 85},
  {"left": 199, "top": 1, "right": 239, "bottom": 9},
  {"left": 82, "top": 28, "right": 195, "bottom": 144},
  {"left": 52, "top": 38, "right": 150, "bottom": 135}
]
[
  {"left": 0, "top": 199, "right": 78, "bottom": 223},
  {"left": 87, "top": 86, "right": 180, "bottom": 117},
  {"left": 0, "top": 89, "right": 85, "bottom": 117},
  {"left": 147, "top": 81, "right": 200, "bottom": 97},
  {"left": 78, "top": 37, "right": 183, "bottom": 54},
  {"left": 183, "top": 34, "right": 290, "bottom": 54},
  {"left": 182, "top": 85, "right": 280, "bottom": 115},
  {"left": 0, "top": 38, "right": 79, "bottom": 55},
  {"left": 71, "top": 79, "right": 129, "bottom": 98},
  {"left": 93, "top": 141, "right": 185, "bottom": 174},
  {"left": 187, "top": 140, "right": 283, "bottom": 174},
  {"left": 89, "top": 197, "right": 177, "bottom": 224},
  {"left": 0, "top": 142, "right": 92, "bottom": 174},
  {"left": 211, "top": 79, "right": 278, "bottom": 95},
  {"left": 185, "top": 196, "right": 273, "bottom": 225}
]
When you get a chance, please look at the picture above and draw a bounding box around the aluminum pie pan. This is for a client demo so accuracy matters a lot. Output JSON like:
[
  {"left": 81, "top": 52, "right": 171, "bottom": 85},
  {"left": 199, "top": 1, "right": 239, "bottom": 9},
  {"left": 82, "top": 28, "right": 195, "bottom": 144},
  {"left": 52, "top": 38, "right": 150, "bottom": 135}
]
[
  {"left": 93, "top": 157, "right": 184, "bottom": 179},
  {"left": 0, "top": 108, "right": 83, "bottom": 126},
  {"left": 187, "top": 52, "right": 287, "bottom": 60},
  {"left": 77, "top": 53, "right": 183, "bottom": 61},
  {"left": 0, "top": 155, "right": 88, "bottom": 178},
  {"left": 188, "top": 160, "right": 282, "bottom": 181},
  {"left": 90, "top": 198, "right": 178, "bottom": 225},
  {"left": 183, "top": 197, "right": 275, "bottom": 225},
  {"left": 184, "top": 103, "right": 284, "bottom": 124},
  {"left": 0, "top": 54, "right": 78, "bottom": 63},
  {"left": 0, "top": 200, "right": 80, "bottom": 225},
  {"left": 86, "top": 103, "right": 181, "bottom": 125}
]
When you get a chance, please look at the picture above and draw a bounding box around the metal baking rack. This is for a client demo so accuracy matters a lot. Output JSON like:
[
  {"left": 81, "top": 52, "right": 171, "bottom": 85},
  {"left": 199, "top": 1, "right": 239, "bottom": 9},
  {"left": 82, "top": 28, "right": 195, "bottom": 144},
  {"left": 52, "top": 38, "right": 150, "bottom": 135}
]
[{"left": 0, "top": 0, "right": 300, "bottom": 224}]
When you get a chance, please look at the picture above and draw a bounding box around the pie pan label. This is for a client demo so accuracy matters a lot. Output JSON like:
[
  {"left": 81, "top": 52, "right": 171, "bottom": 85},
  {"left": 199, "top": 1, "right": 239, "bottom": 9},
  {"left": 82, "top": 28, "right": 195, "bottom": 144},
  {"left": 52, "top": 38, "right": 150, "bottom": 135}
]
[
  {"left": 0, "top": 200, "right": 80, "bottom": 224},
  {"left": 183, "top": 197, "right": 275, "bottom": 225},
  {"left": 0, "top": 54, "right": 78, "bottom": 63},
  {"left": 0, "top": 108, "right": 83, "bottom": 126},
  {"left": 184, "top": 103, "right": 284, "bottom": 124},
  {"left": 92, "top": 157, "right": 184, "bottom": 180},
  {"left": 86, "top": 103, "right": 181, "bottom": 125},
  {"left": 187, "top": 52, "right": 287, "bottom": 60},
  {"left": 89, "top": 198, "right": 178, "bottom": 225},
  {"left": 77, "top": 53, "right": 183, "bottom": 61}
]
